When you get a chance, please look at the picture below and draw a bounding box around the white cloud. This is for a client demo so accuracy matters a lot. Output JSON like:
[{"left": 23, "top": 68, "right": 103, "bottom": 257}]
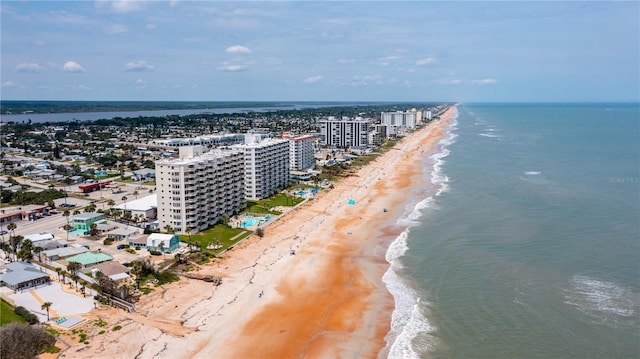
[
  {"left": 95, "top": 0, "right": 146, "bottom": 14},
  {"left": 218, "top": 64, "right": 249, "bottom": 72},
  {"left": 15, "top": 63, "right": 44, "bottom": 73},
  {"left": 376, "top": 56, "right": 401, "bottom": 66},
  {"left": 145, "top": 23, "right": 156, "bottom": 30},
  {"left": 136, "top": 79, "right": 146, "bottom": 84},
  {"left": 2, "top": 81, "right": 17, "bottom": 87},
  {"left": 225, "top": 45, "right": 252, "bottom": 54},
  {"left": 107, "top": 24, "right": 129, "bottom": 34},
  {"left": 472, "top": 78, "right": 497, "bottom": 85},
  {"left": 303, "top": 76, "right": 322, "bottom": 84},
  {"left": 416, "top": 56, "right": 437, "bottom": 66},
  {"left": 337, "top": 59, "right": 355, "bottom": 64},
  {"left": 349, "top": 75, "right": 383, "bottom": 86},
  {"left": 433, "top": 78, "right": 462, "bottom": 85},
  {"left": 63, "top": 61, "right": 86, "bottom": 73},
  {"left": 125, "top": 60, "right": 155, "bottom": 72}
]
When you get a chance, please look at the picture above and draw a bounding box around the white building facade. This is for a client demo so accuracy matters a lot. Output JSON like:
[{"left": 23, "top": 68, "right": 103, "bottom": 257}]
[
  {"left": 155, "top": 146, "right": 245, "bottom": 234},
  {"left": 288, "top": 135, "right": 316, "bottom": 171},
  {"left": 380, "top": 111, "right": 418, "bottom": 130},
  {"left": 234, "top": 138, "right": 290, "bottom": 200},
  {"left": 318, "top": 117, "right": 370, "bottom": 148}
]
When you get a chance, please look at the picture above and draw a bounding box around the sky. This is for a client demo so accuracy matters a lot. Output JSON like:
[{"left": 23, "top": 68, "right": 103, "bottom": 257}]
[{"left": 1, "top": 1, "right": 638, "bottom": 102}]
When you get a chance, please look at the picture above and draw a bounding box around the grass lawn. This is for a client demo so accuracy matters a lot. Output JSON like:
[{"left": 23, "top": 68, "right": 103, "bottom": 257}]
[
  {"left": 245, "top": 193, "right": 304, "bottom": 214},
  {"left": 0, "top": 299, "right": 26, "bottom": 326},
  {"left": 180, "top": 224, "right": 251, "bottom": 256},
  {"left": 351, "top": 154, "right": 378, "bottom": 167}
]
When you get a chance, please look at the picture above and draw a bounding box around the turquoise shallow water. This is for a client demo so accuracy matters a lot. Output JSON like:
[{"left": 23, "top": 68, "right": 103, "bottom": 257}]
[{"left": 381, "top": 103, "right": 640, "bottom": 359}]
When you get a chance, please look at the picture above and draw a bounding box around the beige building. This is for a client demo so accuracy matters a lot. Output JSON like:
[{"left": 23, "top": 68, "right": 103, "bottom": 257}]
[
  {"left": 233, "top": 135, "right": 290, "bottom": 200},
  {"left": 155, "top": 146, "right": 245, "bottom": 234}
]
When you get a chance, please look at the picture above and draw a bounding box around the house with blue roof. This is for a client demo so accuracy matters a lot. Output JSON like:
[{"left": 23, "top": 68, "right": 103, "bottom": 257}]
[{"left": 0, "top": 261, "right": 51, "bottom": 291}]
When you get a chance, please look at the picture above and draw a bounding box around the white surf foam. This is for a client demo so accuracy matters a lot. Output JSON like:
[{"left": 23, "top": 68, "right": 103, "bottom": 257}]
[
  {"left": 524, "top": 171, "right": 541, "bottom": 175},
  {"left": 565, "top": 275, "right": 639, "bottom": 324},
  {"left": 479, "top": 132, "right": 499, "bottom": 138},
  {"left": 380, "top": 109, "right": 458, "bottom": 359}
]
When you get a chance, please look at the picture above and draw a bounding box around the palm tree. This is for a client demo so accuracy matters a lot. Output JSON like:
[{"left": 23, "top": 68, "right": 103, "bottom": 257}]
[
  {"left": 107, "top": 199, "right": 115, "bottom": 211},
  {"left": 41, "top": 302, "right": 52, "bottom": 321},
  {"left": 67, "top": 261, "right": 82, "bottom": 276},
  {"left": 17, "top": 238, "right": 33, "bottom": 262},
  {"left": 9, "top": 235, "right": 23, "bottom": 261},
  {"left": 132, "top": 190, "right": 139, "bottom": 200},
  {"left": 55, "top": 267, "right": 62, "bottom": 281},
  {"left": 6, "top": 222, "right": 16, "bottom": 243},
  {"left": 164, "top": 225, "right": 173, "bottom": 234},
  {"left": 33, "top": 246, "right": 43, "bottom": 262},
  {"left": 71, "top": 274, "right": 80, "bottom": 290},
  {"left": 73, "top": 209, "right": 80, "bottom": 216},
  {"left": 121, "top": 195, "right": 128, "bottom": 203}
]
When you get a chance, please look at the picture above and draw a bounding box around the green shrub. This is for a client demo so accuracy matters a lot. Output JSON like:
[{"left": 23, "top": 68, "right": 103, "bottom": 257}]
[
  {"left": 103, "top": 238, "right": 114, "bottom": 245},
  {"left": 149, "top": 250, "right": 162, "bottom": 256},
  {"left": 112, "top": 325, "right": 122, "bottom": 331}
]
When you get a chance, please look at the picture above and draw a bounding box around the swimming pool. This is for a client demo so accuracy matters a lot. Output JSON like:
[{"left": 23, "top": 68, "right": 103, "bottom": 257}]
[
  {"left": 238, "top": 213, "right": 271, "bottom": 228},
  {"left": 240, "top": 218, "right": 259, "bottom": 227}
]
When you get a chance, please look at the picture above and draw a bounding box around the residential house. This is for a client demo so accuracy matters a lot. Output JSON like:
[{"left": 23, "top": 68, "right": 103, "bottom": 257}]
[
  {"left": 146, "top": 233, "right": 180, "bottom": 253},
  {"left": 0, "top": 261, "right": 51, "bottom": 291},
  {"left": 66, "top": 251, "right": 113, "bottom": 268}
]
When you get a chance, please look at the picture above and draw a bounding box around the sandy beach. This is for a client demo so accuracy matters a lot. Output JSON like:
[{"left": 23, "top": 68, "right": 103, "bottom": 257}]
[{"left": 58, "top": 106, "right": 456, "bottom": 359}]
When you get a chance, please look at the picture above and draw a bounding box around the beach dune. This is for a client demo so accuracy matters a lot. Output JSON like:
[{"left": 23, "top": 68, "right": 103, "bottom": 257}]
[{"left": 60, "top": 106, "right": 456, "bottom": 359}]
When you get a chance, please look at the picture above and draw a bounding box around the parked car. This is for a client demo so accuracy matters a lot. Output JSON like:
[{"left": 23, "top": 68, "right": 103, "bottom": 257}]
[
  {"left": 50, "top": 210, "right": 60, "bottom": 214},
  {"left": 117, "top": 244, "right": 127, "bottom": 250}
]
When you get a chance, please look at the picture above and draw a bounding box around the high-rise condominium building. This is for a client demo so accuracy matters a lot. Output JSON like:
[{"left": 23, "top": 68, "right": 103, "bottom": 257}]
[
  {"left": 380, "top": 111, "right": 418, "bottom": 130},
  {"left": 288, "top": 135, "right": 316, "bottom": 171},
  {"left": 318, "top": 117, "right": 370, "bottom": 148},
  {"left": 233, "top": 136, "right": 290, "bottom": 200},
  {"left": 155, "top": 146, "right": 245, "bottom": 234}
]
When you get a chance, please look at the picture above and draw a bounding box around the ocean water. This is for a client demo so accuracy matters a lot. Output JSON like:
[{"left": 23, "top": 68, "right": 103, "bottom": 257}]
[{"left": 382, "top": 103, "right": 640, "bottom": 359}]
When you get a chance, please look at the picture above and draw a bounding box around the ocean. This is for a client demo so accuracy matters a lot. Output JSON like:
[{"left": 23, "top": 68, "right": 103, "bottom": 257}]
[{"left": 382, "top": 103, "right": 640, "bottom": 359}]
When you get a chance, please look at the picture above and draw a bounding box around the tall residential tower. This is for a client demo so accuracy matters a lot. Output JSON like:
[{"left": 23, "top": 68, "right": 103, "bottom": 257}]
[{"left": 155, "top": 146, "right": 245, "bottom": 234}]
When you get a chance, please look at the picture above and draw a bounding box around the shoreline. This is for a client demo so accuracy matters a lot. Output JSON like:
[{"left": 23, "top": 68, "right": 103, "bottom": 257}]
[{"left": 58, "top": 106, "right": 457, "bottom": 359}]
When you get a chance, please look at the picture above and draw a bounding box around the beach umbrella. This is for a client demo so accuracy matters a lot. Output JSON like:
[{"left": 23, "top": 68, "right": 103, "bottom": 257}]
[{"left": 347, "top": 199, "right": 355, "bottom": 205}]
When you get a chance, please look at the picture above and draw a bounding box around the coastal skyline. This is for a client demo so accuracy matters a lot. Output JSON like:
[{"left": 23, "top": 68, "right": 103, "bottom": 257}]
[{"left": 1, "top": 1, "right": 638, "bottom": 103}]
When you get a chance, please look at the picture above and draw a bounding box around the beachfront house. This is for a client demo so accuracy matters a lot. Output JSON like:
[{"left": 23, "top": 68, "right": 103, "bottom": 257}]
[
  {"left": 66, "top": 251, "right": 113, "bottom": 268},
  {"left": 0, "top": 261, "right": 51, "bottom": 291},
  {"left": 146, "top": 233, "right": 180, "bottom": 253},
  {"left": 71, "top": 212, "right": 105, "bottom": 232},
  {"left": 91, "top": 261, "right": 131, "bottom": 284}
]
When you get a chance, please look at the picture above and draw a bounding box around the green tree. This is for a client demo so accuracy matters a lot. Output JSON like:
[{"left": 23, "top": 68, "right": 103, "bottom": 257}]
[
  {"left": 89, "top": 223, "right": 99, "bottom": 237},
  {"left": 17, "top": 239, "right": 33, "bottom": 262}
]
